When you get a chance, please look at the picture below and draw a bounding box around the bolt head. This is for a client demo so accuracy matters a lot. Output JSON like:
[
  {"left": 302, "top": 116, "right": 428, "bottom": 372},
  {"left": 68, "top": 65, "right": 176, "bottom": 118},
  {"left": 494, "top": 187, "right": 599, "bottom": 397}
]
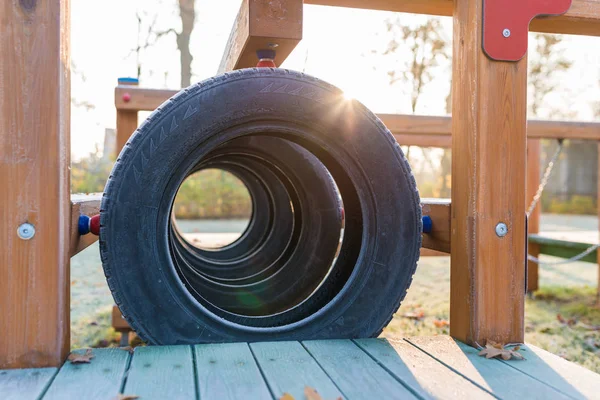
[
  {"left": 122, "top": 92, "right": 131, "bottom": 102},
  {"left": 17, "top": 223, "right": 35, "bottom": 240},
  {"left": 502, "top": 28, "right": 511, "bottom": 38},
  {"left": 495, "top": 222, "right": 508, "bottom": 237},
  {"left": 267, "top": 43, "right": 279, "bottom": 48}
]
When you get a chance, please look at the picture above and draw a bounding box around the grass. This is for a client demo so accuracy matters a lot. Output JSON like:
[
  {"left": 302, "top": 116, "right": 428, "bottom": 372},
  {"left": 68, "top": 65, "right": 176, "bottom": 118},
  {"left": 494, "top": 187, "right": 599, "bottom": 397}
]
[{"left": 71, "top": 235, "right": 599, "bottom": 373}]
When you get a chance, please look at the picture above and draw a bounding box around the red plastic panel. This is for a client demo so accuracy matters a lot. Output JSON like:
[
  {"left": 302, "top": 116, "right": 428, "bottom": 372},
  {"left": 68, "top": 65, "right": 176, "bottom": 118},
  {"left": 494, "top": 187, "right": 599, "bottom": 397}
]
[{"left": 483, "top": 0, "right": 572, "bottom": 61}]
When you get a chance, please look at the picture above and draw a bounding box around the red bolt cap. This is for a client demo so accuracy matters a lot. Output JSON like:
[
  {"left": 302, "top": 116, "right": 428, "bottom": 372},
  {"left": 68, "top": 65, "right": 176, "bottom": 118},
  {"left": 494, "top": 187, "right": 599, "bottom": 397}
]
[
  {"left": 90, "top": 214, "right": 101, "bottom": 236},
  {"left": 122, "top": 92, "right": 131, "bottom": 102}
]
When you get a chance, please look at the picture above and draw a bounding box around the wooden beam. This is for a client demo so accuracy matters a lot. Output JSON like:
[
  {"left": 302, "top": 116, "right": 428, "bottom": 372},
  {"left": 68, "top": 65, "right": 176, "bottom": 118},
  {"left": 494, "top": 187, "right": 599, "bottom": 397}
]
[
  {"left": 69, "top": 194, "right": 102, "bottom": 257},
  {"left": 0, "top": 0, "right": 70, "bottom": 368},
  {"left": 450, "top": 0, "right": 526, "bottom": 345},
  {"left": 219, "top": 0, "right": 303, "bottom": 74},
  {"left": 304, "top": 0, "right": 600, "bottom": 36},
  {"left": 114, "top": 87, "right": 600, "bottom": 144},
  {"left": 115, "top": 79, "right": 139, "bottom": 155},
  {"left": 527, "top": 140, "right": 541, "bottom": 293},
  {"left": 421, "top": 198, "right": 451, "bottom": 253},
  {"left": 598, "top": 143, "right": 600, "bottom": 305}
]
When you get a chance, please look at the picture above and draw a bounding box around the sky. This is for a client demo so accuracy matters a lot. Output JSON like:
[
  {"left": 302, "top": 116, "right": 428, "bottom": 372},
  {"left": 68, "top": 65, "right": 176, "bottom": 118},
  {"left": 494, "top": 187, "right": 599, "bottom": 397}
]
[{"left": 70, "top": 0, "right": 600, "bottom": 160}]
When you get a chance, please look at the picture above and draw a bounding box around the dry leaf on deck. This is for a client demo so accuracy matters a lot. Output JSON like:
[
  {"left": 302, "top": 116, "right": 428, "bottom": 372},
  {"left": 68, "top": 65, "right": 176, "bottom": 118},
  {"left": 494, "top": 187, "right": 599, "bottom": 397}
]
[
  {"left": 113, "top": 394, "right": 139, "bottom": 400},
  {"left": 67, "top": 349, "right": 94, "bottom": 364},
  {"left": 120, "top": 346, "right": 135, "bottom": 354},
  {"left": 433, "top": 319, "right": 449, "bottom": 328},
  {"left": 279, "top": 393, "right": 295, "bottom": 400},
  {"left": 557, "top": 314, "right": 577, "bottom": 327},
  {"left": 478, "top": 343, "right": 525, "bottom": 361},
  {"left": 305, "top": 387, "right": 324, "bottom": 400},
  {"left": 402, "top": 311, "right": 425, "bottom": 320}
]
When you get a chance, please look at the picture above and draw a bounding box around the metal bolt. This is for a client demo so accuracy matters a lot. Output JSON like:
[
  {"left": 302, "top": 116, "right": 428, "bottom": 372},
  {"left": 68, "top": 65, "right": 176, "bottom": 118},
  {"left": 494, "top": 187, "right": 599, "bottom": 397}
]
[
  {"left": 495, "top": 222, "right": 508, "bottom": 237},
  {"left": 267, "top": 43, "right": 279, "bottom": 48},
  {"left": 502, "top": 28, "right": 511, "bottom": 38},
  {"left": 17, "top": 223, "right": 35, "bottom": 240}
]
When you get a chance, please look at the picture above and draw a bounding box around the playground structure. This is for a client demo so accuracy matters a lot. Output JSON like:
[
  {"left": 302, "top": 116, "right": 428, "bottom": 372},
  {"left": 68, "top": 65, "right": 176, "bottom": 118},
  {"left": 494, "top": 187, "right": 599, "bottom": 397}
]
[{"left": 2, "top": 0, "right": 600, "bottom": 398}]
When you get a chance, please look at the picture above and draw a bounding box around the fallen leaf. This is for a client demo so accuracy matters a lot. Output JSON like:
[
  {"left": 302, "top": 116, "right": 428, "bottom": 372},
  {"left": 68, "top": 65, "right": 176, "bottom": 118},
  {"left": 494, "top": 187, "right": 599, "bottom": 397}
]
[
  {"left": 304, "top": 387, "right": 323, "bottom": 400},
  {"left": 120, "top": 346, "right": 134, "bottom": 354},
  {"left": 557, "top": 314, "right": 577, "bottom": 327},
  {"left": 433, "top": 319, "right": 449, "bottom": 328},
  {"left": 67, "top": 349, "right": 94, "bottom": 364},
  {"left": 478, "top": 343, "right": 525, "bottom": 361},
  {"left": 402, "top": 311, "right": 425, "bottom": 320},
  {"left": 279, "top": 393, "right": 295, "bottom": 400},
  {"left": 113, "top": 394, "right": 139, "bottom": 400}
]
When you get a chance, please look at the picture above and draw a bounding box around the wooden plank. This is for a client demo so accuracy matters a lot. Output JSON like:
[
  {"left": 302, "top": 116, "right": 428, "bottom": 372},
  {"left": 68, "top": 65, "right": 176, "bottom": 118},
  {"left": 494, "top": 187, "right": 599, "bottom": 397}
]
[
  {"left": 355, "top": 338, "right": 495, "bottom": 400},
  {"left": 123, "top": 346, "right": 196, "bottom": 399},
  {"left": 527, "top": 140, "right": 542, "bottom": 292},
  {"left": 112, "top": 305, "right": 132, "bottom": 332},
  {"left": 498, "top": 343, "right": 600, "bottom": 400},
  {"left": 304, "top": 0, "right": 600, "bottom": 36},
  {"left": 114, "top": 88, "right": 600, "bottom": 141},
  {"left": 218, "top": 0, "right": 303, "bottom": 74},
  {"left": 421, "top": 198, "right": 451, "bottom": 253},
  {"left": 450, "top": 0, "right": 526, "bottom": 345},
  {"left": 43, "top": 348, "right": 130, "bottom": 400},
  {"left": 194, "top": 342, "right": 272, "bottom": 399},
  {"left": 115, "top": 79, "right": 139, "bottom": 155},
  {"left": 302, "top": 340, "right": 417, "bottom": 399},
  {"left": 0, "top": 368, "right": 57, "bottom": 400},
  {"left": 420, "top": 248, "right": 449, "bottom": 257},
  {"left": 407, "top": 336, "right": 570, "bottom": 399},
  {"left": 528, "top": 234, "right": 597, "bottom": 263},
  {"left": 0, "top": 0, "right": 71, "bottom": 369},
  {"left": 69, "top": 193, "right": 102, "bottom": 257},
  {"left": 250, "top": 341, "right": 343, "bottom": 400},
  {"left": 598, "top": 142, "right": 600, "bottom": 305}
]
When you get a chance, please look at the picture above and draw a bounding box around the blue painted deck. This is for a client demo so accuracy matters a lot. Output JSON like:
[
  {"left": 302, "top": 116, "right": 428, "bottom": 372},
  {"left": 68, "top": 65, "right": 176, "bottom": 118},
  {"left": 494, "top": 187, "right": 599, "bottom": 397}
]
[{"left": 1, "top": 336, "right": 599, "bottom": 399}]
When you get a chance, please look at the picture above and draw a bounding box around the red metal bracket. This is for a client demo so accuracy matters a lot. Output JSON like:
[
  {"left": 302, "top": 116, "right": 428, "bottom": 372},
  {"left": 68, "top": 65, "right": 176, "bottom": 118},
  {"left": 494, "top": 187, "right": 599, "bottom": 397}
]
[{"left": 483, "top": 0, "right": 572, "bottom": 62}]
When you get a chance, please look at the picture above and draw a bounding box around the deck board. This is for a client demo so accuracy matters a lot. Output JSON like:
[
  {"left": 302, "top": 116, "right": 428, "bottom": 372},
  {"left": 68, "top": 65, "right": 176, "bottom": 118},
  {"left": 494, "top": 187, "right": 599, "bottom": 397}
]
[
  {"left": 194, "top": 342, "right": 272, "bottom": 399},
  {"left": 250, "top": 341, "right": 344, "bottom": 400},
  {"left": 123, "top": 345, "right": 196, "bottom": 399},
  {"left": 1, "top": 337, "right": 599, "bottom": 399},
  {"left": 355, "top": 338, "right": 495, "bottom": 400},
  {"left": 43, "top": 348, "right": 129, "bottom": 400},
  {"left": 302, "top": 339, "right": 418, "bottom": 399},
  {"left": 407, "top": 336, "right": 572, "bottom": 400},
  {"left": 0, "top": 368, "right": 57, "bottom": 400},
  {"left": 498, "top": 344, "right": 600, "bottom": 400}
]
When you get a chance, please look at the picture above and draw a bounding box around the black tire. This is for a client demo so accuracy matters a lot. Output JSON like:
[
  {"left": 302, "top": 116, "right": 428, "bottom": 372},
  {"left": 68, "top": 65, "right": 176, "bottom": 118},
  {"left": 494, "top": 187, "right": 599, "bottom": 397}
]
[{"left": 100, "top": 68, "right": 421, "bottom": 344}]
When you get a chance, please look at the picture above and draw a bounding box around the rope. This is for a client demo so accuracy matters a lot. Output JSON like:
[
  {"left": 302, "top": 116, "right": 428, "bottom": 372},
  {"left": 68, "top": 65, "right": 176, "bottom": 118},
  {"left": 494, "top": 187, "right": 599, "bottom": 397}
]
[
  {"left": 528, "top": 243, "right": 600, "bottom": 266},
  {"left": 526, "top": 139, "right": 600, "bottom": 266},
  {"left": 526, "top": 139, "right": 564, "bottom": 218}
]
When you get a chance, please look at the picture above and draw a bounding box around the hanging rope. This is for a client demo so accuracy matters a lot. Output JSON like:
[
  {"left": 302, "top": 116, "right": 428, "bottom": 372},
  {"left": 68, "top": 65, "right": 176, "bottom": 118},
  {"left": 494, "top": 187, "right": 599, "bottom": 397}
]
[
  {"left": 527, "top": 139, "right": 600, "bottom": 266},
  {"left": 526, "top": 139, "right": 564, "bottom": 218}
]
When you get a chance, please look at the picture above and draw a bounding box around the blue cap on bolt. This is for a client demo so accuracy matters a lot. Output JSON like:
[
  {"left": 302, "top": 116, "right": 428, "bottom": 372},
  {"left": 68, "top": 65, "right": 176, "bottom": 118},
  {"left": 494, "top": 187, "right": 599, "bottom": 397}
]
[
  {"left": 78, "top": 215, "right": 91, "bottom": 235},
  {"left": 422, "top": 216, "right": 433, "bottom": 234}
]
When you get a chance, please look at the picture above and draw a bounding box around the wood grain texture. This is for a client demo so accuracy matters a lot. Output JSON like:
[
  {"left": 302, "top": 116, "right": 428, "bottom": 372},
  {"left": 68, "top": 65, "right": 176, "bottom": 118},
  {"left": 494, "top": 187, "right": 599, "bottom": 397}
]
[
  {"left": 302, "top": 340, "right": 417, "bottom": 399},
  {"left": 115, "top": 80, "right": 139, "bottom": 155},
  {"left": 527, "top": 140, "right": 541, "bottom": 292},
  {"left": 0, "top": 368, "right": 57, "bottom": 400},
  {"left": 421, "top": 198, "right": 451, "bottom": 253},
  {"left": 498, "top": 343, "right": 600, "bottom": 400},
  {"left": 69, "top": 193, "right": 102, "bottom": 257},
  {"left": 250, "top": 341, "right": 343, "bottom": 400},
  {"left": 407, "top": 336, "right": 570, "bottom": 399},
  {"left": 0, "top": 0, "right": 71, "bottom": 368},
  {"left": 218, "top": 0, "right": 303, "bottom": 74},
  {"left": 598, "top": 142, "right": 600, "bottom": 305},
  {"left": 194, "top": 343, "right": 272, "bottom": 400},
  {"left": 450, "top": 0, "right": 527, "bottom": 345},
  {"left": 43, "top": 349, "right": 130, "bottom": 400},
  {"left": 355, "top": 338, "right": 495, "bottom": 400},
  {"left": 124, "top": 346, "right": 196, "bottom": 399},
  {"left": 305, "top": 0, "right": 600, "bottom": 36}
]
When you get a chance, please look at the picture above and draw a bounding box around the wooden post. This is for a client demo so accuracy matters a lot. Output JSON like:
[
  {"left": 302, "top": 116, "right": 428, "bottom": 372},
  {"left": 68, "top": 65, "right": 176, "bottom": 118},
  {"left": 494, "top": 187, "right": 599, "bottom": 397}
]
[
  {"left": 527, "top": 139, "right": 542, "bottom": 293},
  {"left": 450, "top": 0, "right": 527, "bottom": 345},
  {"left": 0, "top": 0, "right": 70, "bottom": 368},
  {"left": 115, "top": 78, "right": 139, "bottom": 155},
  {"left": 597, "top": 143, "right": 600, "bottom": 306}
]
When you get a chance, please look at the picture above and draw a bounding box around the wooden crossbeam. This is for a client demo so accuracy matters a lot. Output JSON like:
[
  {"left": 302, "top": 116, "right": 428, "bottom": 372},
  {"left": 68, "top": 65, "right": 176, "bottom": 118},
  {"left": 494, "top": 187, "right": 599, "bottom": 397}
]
[
  {"left": 115, "top": 88, "right": 600, "bottom": 145},
  {"left": 421, "top": 198, "right": 451, "bottom": 253},
  {"left": 219, "top": 0, "right": 303, "bottom": 74},
  {"left": 304, "top": 0, "right": 600, "bottom": 36},
  {"left": 69, "top": 194, "right": 102, "bottom": 257}
]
